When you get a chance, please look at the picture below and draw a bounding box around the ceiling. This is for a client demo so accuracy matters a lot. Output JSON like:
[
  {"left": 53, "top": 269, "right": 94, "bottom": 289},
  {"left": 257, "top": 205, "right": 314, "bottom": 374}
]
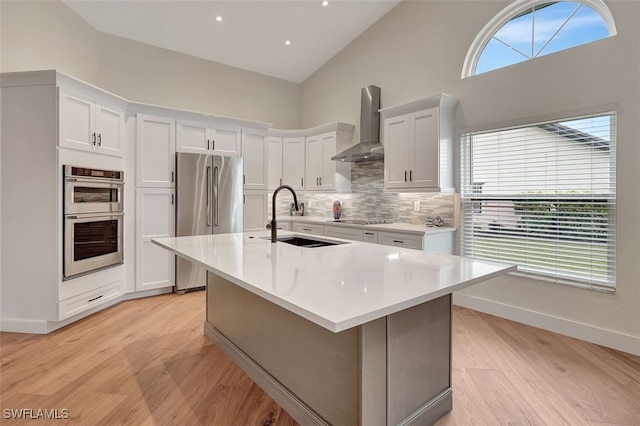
[{"left": 64, "top": 0, "right": 401, "bottom": 83}]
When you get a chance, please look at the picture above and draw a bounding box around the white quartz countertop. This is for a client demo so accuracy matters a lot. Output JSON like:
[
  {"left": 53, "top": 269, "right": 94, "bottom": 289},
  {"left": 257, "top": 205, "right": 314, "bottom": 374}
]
[
  {"left": 153, "top": 231, "right": 515, "bottom": 333},
  {"left": 281, "top": 216, "right": 456, "bottom": 235}
]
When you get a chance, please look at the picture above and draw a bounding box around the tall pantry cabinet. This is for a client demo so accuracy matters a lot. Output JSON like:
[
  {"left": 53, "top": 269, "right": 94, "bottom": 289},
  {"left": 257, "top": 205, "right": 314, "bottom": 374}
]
[{"left": 134, "top": 111, "right": 176, "bottom": 292}]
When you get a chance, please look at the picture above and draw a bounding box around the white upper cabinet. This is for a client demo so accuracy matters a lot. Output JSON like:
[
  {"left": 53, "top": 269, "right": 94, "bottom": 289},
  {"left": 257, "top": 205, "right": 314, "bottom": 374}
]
[
  {"left": 59, "top": 91, "right": 125, "bottom": 157},
  {"left": 381, "top": 94, "right": 457, "bottom": 192},
  {"left": 305, "top": 134, "right": 323, "bottom": 190},
  {"left": 213, "top": 123, "right": 242, "bottom": 156},
  {"left": 176, "top": 118, "right": 241, "bottom": 157},
  {"left": 242, "top": 129, "right": 267, "bottom": 190},
  {"left": 304, "top": 123, "right": 353, "bottom": 192},
  {"left": 282, "top": 136, "right": 305, "bottom": 190},
  {"left": 136, "top": 114, "right": 176, "bottom": 188},
  {"left": 267, "top": 136, "right": 283, "bottom": 190},
  {"left": 176, "top": 119, "right": 209, "bottom": 154},
  {"left": 306, "top": 132, "right": 337, "bottom": 191}
]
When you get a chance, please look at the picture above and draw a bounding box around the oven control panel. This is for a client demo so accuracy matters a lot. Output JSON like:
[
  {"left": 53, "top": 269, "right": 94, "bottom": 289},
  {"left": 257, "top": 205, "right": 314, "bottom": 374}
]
[{"left": 66, "top": 166, "right": 123, "bottom": 181}]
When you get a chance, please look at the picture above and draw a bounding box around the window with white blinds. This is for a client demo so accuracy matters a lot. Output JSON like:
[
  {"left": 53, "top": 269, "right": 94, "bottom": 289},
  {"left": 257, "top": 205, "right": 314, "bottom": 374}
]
[{"left": 460, "top": 112, "right": 616, "bottom": 289}]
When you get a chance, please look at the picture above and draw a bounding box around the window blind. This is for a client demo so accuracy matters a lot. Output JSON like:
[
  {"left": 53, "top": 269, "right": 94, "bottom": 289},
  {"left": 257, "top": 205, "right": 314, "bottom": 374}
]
[{"left": 460, "top": 112, "right": 616, "bottom": 288}]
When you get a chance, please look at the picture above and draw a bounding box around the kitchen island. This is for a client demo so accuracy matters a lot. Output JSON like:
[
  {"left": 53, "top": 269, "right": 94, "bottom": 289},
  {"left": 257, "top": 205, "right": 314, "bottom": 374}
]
[{"left": 153, "top": 231, "right": 515, "bottom": 425}]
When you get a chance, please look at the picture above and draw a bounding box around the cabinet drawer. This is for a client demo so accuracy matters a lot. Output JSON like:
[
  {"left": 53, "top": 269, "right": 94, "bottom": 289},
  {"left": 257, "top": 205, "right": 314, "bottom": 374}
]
[
  {"left": 58, "top": 281, "right": 122, "bottom": 321},
  {"left": 363, "top": 230, "right": 378, "bottom": 244},
  {"left": 324, "top": 226, "right": 364, "bottom": 242},
  {"left": 292, "top": 223, "right": 324, "bottom": 236},
  {"left": 378, "top": 232, "right": 423, "bottom": 250}
]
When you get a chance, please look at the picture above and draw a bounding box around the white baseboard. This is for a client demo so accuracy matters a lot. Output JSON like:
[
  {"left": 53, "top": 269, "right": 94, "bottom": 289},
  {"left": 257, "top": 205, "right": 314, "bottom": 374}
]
[
  {"left": 453, "top": 293, "right": 640, "bottom": 356},
  {"left": 0, "top": 287, "right": 173, "bottom": 334}
]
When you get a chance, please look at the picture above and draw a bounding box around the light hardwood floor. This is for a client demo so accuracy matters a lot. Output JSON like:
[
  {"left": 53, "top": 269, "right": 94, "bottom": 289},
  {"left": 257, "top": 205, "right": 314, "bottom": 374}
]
[{"left": 1, "top": 291, "right": 639, "bottom": 425}]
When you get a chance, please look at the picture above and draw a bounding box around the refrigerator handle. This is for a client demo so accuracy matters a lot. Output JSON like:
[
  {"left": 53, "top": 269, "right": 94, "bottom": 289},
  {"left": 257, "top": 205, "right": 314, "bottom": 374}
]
[
  {"left": 206, "top": 165, "right": 212, "bottom": 226},
  {"left": 213, "top": 166, "right": 219, "bottom": 227}
]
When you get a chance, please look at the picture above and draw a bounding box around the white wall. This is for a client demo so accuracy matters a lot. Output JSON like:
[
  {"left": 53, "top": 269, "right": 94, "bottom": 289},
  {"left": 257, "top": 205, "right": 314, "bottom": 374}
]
[
  {"left": 301, "top": 0, "right": 640, "bottom": 354},
  {"left": 0, "top": 1, "right": 301, "bottom": 129},
  {"left": 96, "top": 33, "right": 301, "bottom": 129},
  {"left": 0, "top": 0, "right": 99, "bottom": 84}
]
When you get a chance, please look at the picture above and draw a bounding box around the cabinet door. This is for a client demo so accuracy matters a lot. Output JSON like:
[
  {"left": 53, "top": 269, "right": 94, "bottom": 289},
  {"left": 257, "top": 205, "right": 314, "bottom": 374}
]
[
  {"left": 282, "top": 137, "right": 305, "bottom": 190},
  {"left": 59, "top": 91, "right": 95, "bottom": 152},
  {"left": 267, "top": 136, "right": 283, "bottom": 190},
  {"left": 212, "top": 124, "right": 241, "bottom": 156},
  {"left": 176, "top": 119, "right": 211, "bottom": 154},
  {"left": 320, "top": 132, "right": 337, "bottom": 190},
  {"left": 410, "top": 108, "right": 439, "bottom": 189},
  {"left": 136, "top": 188, "right": 175, "bottom": 291},
  {"left": 384, "top": 115, "right": 412, "bottom": 189},
  {"left": 95, "top": 103, "right": 125, "bottom": 157},
  {"left": 305, "top": 135, "right": 323, "bottom": 191},
  {"left": 242, "top": 129, "right": 267, "bottom": 190},
  {"left": 136, "top": 114, "right": 176, "bottom": 187},
  {"left": 243, "top": 191, "right": 267, "bottom": 231}
]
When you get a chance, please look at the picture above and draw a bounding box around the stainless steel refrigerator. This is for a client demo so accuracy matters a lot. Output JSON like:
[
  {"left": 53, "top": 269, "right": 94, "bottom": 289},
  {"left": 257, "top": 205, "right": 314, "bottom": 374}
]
[{"left": 175, "top": 153, "right": 243, "bottom": 293}]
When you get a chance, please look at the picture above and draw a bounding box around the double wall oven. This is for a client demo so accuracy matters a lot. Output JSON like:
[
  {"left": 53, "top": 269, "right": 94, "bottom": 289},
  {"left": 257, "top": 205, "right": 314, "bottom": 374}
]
[{"left": 63, "top": 166, "right": 124, "bottom": 280}]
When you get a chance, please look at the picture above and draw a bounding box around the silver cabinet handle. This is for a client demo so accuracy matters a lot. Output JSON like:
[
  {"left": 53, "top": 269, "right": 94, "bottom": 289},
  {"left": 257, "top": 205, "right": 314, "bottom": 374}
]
[
  {"left": 404, "top": 170, "right": 407, "bottom": 182},
  {"left": 92, "top": 132, "right": 97, "bottom": 145},
  {"left": 88, "top": 294, "right": 103, "bottom": 303},
  {"left": 301, "top": 177, "right": 303, "bottom": 186},
  {"left": 97, "top": 133, "right": 102, "bottom": 146},
  {"left": 393, "top": 240, "right": 404, "bottom": 244},
  {"left": 319, "top": 176, "right": 322, "bottom": 186},
  {"left": 409, "top": 170, "right": 412, "bottom": 182}
]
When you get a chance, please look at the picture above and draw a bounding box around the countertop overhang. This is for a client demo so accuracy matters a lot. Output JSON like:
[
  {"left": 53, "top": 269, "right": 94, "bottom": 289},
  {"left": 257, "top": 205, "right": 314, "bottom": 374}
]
[{"left": 153, "top": 231, "right": 515, "bottom": 333}]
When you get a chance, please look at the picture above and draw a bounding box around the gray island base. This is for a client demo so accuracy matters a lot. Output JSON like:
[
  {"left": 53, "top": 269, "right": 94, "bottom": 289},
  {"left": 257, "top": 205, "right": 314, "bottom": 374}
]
[{"left": 206, "top": 271, "right": 452, "bottom": 426}]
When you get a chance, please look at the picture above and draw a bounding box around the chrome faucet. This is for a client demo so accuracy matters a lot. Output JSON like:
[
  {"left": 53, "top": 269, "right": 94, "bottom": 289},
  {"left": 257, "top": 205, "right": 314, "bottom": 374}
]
[{"left": 267, "top": 185, "right": 299, "bottom": 243}]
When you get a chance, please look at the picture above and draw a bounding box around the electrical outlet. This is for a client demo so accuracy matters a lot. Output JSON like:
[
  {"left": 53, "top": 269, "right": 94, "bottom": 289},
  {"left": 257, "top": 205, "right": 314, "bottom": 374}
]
[{"left": 413, "top": 201, "right": 420, "bottom": 212}]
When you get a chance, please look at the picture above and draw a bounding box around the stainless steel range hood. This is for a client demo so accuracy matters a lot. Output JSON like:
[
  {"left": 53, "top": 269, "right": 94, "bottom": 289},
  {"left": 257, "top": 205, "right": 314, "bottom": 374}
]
[{"left": 332, "top": 85, "right": 383, "bottom": 162}]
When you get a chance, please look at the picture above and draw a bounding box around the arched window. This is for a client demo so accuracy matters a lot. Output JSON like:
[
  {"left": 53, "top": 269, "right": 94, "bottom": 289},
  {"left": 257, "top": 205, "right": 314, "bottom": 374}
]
[{"left": 462, "top": 0, "right": 616, "bottom": 78}]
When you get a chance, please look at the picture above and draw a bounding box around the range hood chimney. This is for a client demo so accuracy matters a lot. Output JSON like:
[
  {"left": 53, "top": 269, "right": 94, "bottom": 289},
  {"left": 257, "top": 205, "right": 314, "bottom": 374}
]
[{"left": 331, "top": 85, "right": 383, "bottom": 162}]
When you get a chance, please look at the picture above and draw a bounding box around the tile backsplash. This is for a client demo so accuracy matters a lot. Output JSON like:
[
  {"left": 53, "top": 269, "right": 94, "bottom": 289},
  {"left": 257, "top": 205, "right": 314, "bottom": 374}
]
[{"left": 271, "top": 161, "right": 456, "bottom": 226}]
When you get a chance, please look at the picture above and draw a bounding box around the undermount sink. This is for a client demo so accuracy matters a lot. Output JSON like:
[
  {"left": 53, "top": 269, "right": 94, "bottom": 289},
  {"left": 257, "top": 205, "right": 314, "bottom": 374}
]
[{"left": 277, "top": 236, "right": 346, "bottom": 248}]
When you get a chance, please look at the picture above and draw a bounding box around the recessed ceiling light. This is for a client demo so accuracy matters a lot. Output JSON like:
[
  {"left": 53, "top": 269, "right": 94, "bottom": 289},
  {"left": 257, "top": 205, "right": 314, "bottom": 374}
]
[
  {"left": 285, "top": 40, "right": 291, "bottom": 46},
  {"left": 215, "top": 15, "right": 222, "bottom": 22},
  {"left": 322, "top": 1, "right": 329, "bottom": 6}
]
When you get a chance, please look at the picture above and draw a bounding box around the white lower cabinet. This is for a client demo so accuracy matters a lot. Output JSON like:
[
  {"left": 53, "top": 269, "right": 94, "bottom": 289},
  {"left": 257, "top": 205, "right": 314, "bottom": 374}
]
[
  {"left": 136, "top": 188, "right": 175, "bottom": 291},
  {"left": 324, "top": 226, "right": 364, "bottom": 242},
  {"left": 363, "top": 230, "right": 379, "bottom": 244},
  {"left": 378, "top": 232, "right": 424, "bottom": 250},
  {"left": 244, "top": 191, "right": 268, "bottom": 231},
  {"left": 378, "top": 231, "right": 454, "bottom": 253},
  {"left": 292, "top": 223, "right": 324, "bottom": 236},
  {"left": 58, "top": 281, "right": 122, "bottom": 321}
]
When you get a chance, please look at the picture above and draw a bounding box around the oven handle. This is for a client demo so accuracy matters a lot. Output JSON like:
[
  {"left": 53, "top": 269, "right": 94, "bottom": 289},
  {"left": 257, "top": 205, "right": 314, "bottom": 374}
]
[
  {"left": 65, "top": 177, "right": 124, "bottom": 184},
  {"left": 65, "top": 212, "right": 125, "bottom": 220}
]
